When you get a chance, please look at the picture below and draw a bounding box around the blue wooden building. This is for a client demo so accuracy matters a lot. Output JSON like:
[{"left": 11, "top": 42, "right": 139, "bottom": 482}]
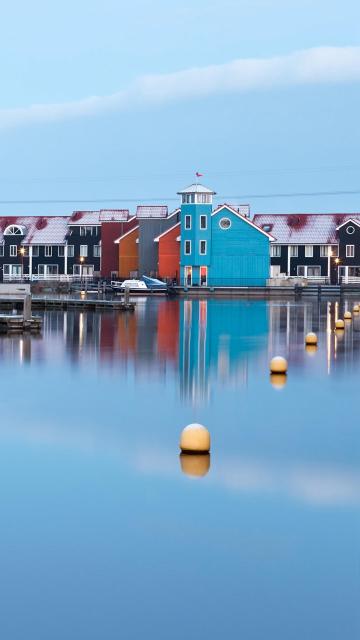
[{"left": 178, "top": 183, "right": 273, "bottom": 287}]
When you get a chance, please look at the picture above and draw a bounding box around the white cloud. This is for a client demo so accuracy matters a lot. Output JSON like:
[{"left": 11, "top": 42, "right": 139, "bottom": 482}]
[{"left": 1, "top": 45, "right": 360, "bottom": 129}]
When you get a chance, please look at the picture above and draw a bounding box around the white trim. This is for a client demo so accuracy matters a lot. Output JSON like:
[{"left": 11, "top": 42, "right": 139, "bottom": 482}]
[
  {"left": 114, "top": 225, "right": 139, "bottom": 244},
  {"left": 199, "top": 239, "right": 207, "bottom": 255},
  {"left": 184, "top": 239, "right": 191, "bottom": 255},
  {"left": 211, "top": 204, "right": 275, "bottom": 240},
  {"left": 154, "top": 222, "right": 181, "bottom": 243},
  {"left": 346, "top": 244, "right": 355, "bottom": 258},
  {"left": 336, "top": 218, "right": 360, "bottom": 231}
]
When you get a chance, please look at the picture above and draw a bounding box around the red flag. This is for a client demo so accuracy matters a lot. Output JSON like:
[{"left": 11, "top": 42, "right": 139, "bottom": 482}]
[{"left": 196, "top": 172, "right": 203, "bottom": 177}]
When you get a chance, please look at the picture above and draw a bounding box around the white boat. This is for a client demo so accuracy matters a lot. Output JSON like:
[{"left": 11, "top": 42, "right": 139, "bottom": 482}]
[{"left": 111, "top": 279, "right": 148, "bottom": 291}]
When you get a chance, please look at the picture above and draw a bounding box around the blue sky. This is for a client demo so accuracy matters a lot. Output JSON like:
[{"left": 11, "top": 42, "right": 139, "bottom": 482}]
[{"left": 0, "top": 0, "right": 359, "bottom": 215}]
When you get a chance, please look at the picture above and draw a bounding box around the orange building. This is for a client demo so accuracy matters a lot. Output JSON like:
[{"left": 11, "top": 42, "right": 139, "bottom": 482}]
[
  {"left": 116, "top": 225, "right": 139, "bottom": 278},
  {"left": 155, "top": 222, "right": 180, "bottom": 282}
]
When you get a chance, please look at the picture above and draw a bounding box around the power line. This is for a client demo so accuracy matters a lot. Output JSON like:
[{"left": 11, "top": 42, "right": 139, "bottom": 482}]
[{"left": 0, "top": 188, "right": 359, "bottom": 205}]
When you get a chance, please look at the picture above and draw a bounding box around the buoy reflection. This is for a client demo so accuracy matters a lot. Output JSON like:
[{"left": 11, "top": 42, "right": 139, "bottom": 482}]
[
  {"left": 270, "top": 373, "right": 287, "bottom": 389},
  {"left": 305, "top": 344, "right": 318, "bottom": 356},
  {"left": 179, "top": 453, "right": 210, "bottom": 477}
]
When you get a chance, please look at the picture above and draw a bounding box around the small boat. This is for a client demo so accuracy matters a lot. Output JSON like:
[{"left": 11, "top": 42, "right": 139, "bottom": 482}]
[
  {"left": 141, "top": 276, "right": 167, "bottom": 291},
  {"left": 111, "top": 279, "right": 148, "bottom": 291}
]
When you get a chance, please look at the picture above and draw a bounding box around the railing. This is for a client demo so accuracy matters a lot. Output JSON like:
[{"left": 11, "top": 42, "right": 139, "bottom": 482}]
[{"left": 3, "top": 274, "right": 95, "bottom": 282}]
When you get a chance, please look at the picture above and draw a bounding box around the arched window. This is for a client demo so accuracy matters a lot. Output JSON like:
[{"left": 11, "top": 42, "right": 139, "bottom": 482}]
[{"left": 4, "top": 225, "right": 25, "bottom": 236}]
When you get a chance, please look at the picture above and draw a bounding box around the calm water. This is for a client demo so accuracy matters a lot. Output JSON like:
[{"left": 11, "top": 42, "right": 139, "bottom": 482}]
[{"left": 0, "top": 297, "right": 359, "bottom": 639}]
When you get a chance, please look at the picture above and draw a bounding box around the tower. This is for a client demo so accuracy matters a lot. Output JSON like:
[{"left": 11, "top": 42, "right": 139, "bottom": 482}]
[{"left": 177, "top": 183, "right": 216, "bottom": 286}]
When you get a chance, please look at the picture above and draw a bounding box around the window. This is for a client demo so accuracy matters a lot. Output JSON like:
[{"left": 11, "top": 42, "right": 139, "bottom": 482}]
[
  {"left": 0, "top": 246, "right": 3, "bottom": 257},
  {"left": 10, "top": 245, "right": 17, "bottom": 257},
  {"left": 219, "top": 217, "right": 231, "bottom": 230},
  {"left": 305, "top": 245, "right": 313, "bottom": 257},
  {"left": 346, "top": 225, "right": 355, "bottom": 235},
  {"left": 45, "top": 246, "right": 52, "bottom": 257},
  {"left": 196, "top": 193, "right": 211, "bottom": 204},
  {"left": 93, "top": 245, "right": 101, "bottom": 257},
  {"left": 346, "top": 244, "right": 355, "bottom": 258},
  {"left": 271, "top": 245, "right": 281, "bottom": 257},
  {"left": 348, "top": 267, "right": 360, "bottom": 277},
  {"left": 297, "top": 266, "right": 306, "bottom": 276},
  {"left": 67, "top": 245, "right": 74, "bottom": 257},
  {"left": 289, "top": 245, "right": 298, "bottom": 257},
  {"left": 58, "top": 246, "right": 65, "bottom": 257},
  {"left": 185, "top": 215, "right": 191, "bottom": 230},
  {"left": 32, "top": 245, "right": 39, "bottom": 257},
  {"left": 73, "top": 265, "right": 81, "bottom": 276},
  {"left": 199, "top": 240, "right": 207, "bottom": 255},
  {"left": 80, "top": 226, "right": 86, "bottom": 236},
  {"left": 184, "top": 240, "right": 191, "bottom": 255},
  {"left": 80, "top": 245, "right": 88, "bottom": 257},
  {"left": 4, "top": 225, "right": 24, "bottom": 236},
  {"left": 182, "top": 194, "right": 195, "bottom": 204},
  {"left": 307, "top": 266, "right": 321, "bottom": 277},
  {"left": 320, "top": 245, "right": 329, "bottom": 257},
  {"left": 200, "top": 215, "right": 207, "bottom": 230},
  {"left": 331, "top": 245, "right": 339, "bottom": 257}
]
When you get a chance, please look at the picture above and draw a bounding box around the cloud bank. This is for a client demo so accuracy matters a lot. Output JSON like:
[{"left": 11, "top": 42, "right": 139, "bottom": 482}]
[{"left": 1, "top": 46, "right": 360, "bottom": 129}]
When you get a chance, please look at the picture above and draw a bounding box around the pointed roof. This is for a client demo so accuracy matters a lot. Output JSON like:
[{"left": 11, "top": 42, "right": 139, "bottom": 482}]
[{"left": 177, "top": 183, "right": 216, "bottom": 195}]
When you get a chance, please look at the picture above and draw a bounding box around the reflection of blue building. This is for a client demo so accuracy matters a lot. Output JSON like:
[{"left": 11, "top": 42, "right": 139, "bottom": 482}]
[
  {"left": 178, "top": 183, "right": 273, "bottom": 287},
  {"left": 179, "top": 299, "right": 268, "bottom": 402}
]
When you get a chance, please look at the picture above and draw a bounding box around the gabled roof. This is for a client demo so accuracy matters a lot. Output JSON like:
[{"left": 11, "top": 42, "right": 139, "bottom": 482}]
[
  {"left": 252, "top": 213, "right": 360, "bottom": 244},
  {"left": 0, "top": 216, "right": 69, "bottom": 245},
  {"left": 136, "top": 205, "right": 168, "bottom": 219},
  {"left": 114, "top": 225, "right": 139, "bottom": 244},
  {"left": 336, "top": 218, "right": 360, "bottom": 231},
  {"left": 213, "top": 204, "right": 275, "bottom": 240},
  {"left": 177, "top": 183, "right": 216, "bottom": 195},
  {"left": 99, "top": 209, "right": 129, "bottom": 222},
  {"left": 69, "top": 210, "right": 101, "bottom": 225},
  {"left": 154, "top": 222, "right": 180, "bottom": 242}
]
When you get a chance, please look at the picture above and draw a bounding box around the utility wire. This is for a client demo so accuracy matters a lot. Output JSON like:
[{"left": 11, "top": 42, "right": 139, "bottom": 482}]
[{"left": 0, "top": 188, "right": 359, "bottom": 205}]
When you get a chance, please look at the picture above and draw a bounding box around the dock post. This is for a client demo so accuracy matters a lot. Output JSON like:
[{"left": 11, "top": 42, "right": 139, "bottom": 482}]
[
  {"left": 23, "top": 294, "right": 32, "bottom": 321},
  {"left": 124, "top": 286, "right": 130, "bottom": 306}
]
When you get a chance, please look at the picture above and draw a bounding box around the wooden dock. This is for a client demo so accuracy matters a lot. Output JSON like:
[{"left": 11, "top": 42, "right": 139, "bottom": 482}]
[
  {"left": 0, "top": 297, "right": 135, "bottom": 313},
  {"left": 0, "top": 315, "right": 42, "bottom": 334}
]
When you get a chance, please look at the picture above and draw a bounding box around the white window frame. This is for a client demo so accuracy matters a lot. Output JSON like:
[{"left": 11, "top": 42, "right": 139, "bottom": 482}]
[
  {"left": 184, "top": 240, "right": 191, "bottom": 255},
  {"left": 80, "top": 226, "right": 86, "bottom": 236},
  {"left": 200, "top": 215, "right": 207, "bottom": 230},
  {"left": 199, "top": 240, "right": 207, "bottom": 255},
  {"left": 67, "top": 245, "right": 74, "bottom": 257},
  {"left": 271, "top": 245, "right": 281, "bottom": 257},
  {"left": 0, "top": 245, "right": 4, "bottom": 257},
  {"left": 346, "top": 244, "right": 355, "bottom": 258},
  {"left": 289, "top": 245, "right": 298, "bottom": 257},
  {"left": 184, "top": 215, "right": 191, "bottom": 230},
  {"left": 80, "top": 245, "right": 88, "bottom": 257},
  {"left": 331, "top": 245, "right": 339, "bottom": 257},
  {"left": 93, "top": 245, "right": 101, "bottom": 257},
  {"left": 58, "top": 246, "right": 65, "bottom": 257},
  {"left": 320, "top": 245, "right": 329, "bottom": 257},
  {"left": 45, "top": 245, "right": 52, "bottom": 257},
  {"left": 32, "top": 245, "right": 39, "bottom": 257},
  {"left": 10, "top": 245, "right": 17, "bottom": 257},
  {"left": 305, "top": 245, "right": 313, "bottom": 257}
]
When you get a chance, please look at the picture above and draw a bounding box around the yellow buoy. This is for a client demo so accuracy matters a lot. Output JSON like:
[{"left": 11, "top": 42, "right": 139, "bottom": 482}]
[
  {"left": 335, "top": 319, "right": 345, "bottom": 330},
  {"left": 270, "top": 356, "right": 288, "bottom": 374},
  {"left": 179, "top": 453, "right": 210, "bottom": 477},
  {"left": 180, "top": 423, "right": 210, "bottom": 454},
  {"left": 305, "top": 332, "right": 318, "bottom": 346},
  {"left": 344, "top": 311, "right": 352, "bottom": 320},
  {"left": 305, "top": 344, "right": 318, "bottom": 355},
  {"left": 270, "top": 373, "right": 287, "bottom": 389},
  {"left": 353, "top": 305, "right": 359, "bottom": 313}
]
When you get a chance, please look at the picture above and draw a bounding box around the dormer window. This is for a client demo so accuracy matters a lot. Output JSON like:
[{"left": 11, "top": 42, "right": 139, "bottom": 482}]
[{"left": 4, "top": 224, "right": 25, "bottom": 236}]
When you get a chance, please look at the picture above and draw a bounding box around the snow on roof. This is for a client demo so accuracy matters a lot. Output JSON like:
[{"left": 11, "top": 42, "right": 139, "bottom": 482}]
[
  {"left": 69, "top": 210, "right": 101, "bottom": 225},
  {"left": 252, "top": 213, "right": 360, "bottom": 244},
  {"left": 136, "top": 205, "right": 168, "bottom": 219},
  {"left": 0, "top": 216, "right": 69, "bottom": 245},
  {"left": 99, "top": 209, "right": 129, "bottom": 222},
  {"left": 177, "top": 183, "right": 216, "bottom": 195}
]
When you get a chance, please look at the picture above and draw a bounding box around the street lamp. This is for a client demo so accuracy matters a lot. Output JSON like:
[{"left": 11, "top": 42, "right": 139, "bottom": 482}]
[
  {"left": 79, "top": 255, "right": 85, "bottom": 285},
  {"left": 19, "top": 247, "right": 26, "bottom": 280}
]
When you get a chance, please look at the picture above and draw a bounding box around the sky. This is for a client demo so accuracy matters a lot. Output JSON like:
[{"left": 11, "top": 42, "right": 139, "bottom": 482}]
[{"left": 0, "top": 0, "right": 360, "bottom": 216}]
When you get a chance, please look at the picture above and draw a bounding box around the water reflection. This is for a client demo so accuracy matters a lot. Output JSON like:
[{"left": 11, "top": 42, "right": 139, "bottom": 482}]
[{"left": 3, "top": 297, "right": 360, "bottom": 398}]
